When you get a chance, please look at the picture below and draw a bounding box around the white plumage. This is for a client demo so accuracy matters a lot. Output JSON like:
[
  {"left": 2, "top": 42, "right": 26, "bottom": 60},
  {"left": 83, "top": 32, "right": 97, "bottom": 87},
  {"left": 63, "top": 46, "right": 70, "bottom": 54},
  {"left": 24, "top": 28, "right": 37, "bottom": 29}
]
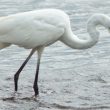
[
  {"left": 1, "top": 9, "right": 110, "bottom": 98},
  {"left": 0, "top": 9, "right": 67, "bottom": 49}
]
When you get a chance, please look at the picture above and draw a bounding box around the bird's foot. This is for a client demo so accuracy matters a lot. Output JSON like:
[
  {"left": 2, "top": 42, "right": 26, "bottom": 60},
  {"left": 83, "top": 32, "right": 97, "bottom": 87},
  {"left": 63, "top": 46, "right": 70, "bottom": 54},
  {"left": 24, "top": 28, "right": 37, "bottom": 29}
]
[
  {"left": 20, "top": 95, "right": 39, "bottom": 101},
  {"left": 31, "top": 94, "right": 39, "bottom": 101},
  {"left": 12, "top": 91, "right": 21, "bottom": 98},
  {"left": 13, "top": 91, "right": 17, "bottom": 97}
]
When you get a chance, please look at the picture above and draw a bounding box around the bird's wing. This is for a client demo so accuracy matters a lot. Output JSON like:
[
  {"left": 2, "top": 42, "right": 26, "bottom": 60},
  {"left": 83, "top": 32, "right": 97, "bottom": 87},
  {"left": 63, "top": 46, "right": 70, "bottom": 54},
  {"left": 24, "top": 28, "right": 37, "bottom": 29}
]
[
  {"left": 0, "top": 16, "right": 17, "bottom": 35},
  {"left": 0, "top": 14, "right": 65, "bottom": 48}
]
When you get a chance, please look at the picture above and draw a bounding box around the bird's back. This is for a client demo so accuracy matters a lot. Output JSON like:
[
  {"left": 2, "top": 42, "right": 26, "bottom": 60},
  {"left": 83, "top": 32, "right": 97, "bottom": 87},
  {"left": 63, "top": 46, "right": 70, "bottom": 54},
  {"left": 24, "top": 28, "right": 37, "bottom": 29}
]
[{"left": 0, "top": 9, "right": 69, "bottom": 49}]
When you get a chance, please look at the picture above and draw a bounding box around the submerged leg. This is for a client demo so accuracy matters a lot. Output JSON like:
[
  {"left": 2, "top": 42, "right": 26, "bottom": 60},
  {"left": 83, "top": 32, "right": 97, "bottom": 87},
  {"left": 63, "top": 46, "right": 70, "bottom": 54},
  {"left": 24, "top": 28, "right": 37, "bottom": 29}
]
[
  {"left": 33, "top": 47, "right": 44, "bottom": 96},
  {"left": 14, "top": 49, "right": 36, "bottom": 92}
]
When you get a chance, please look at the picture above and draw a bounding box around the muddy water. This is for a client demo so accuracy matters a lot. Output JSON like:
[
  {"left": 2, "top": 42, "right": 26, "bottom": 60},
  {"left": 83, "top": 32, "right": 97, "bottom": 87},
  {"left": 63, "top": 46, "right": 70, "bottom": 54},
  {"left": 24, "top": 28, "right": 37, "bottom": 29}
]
[{"left": 0, "top": 0, "right": 110, "bottom": 110}]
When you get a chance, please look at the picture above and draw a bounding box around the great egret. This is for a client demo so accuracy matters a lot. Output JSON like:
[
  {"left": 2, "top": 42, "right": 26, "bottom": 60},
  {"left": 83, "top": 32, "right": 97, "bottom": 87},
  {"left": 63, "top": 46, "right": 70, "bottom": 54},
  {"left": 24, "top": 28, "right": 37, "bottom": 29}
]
[{"left": 0, "top": 9, "right": 110, "bottom": 97}]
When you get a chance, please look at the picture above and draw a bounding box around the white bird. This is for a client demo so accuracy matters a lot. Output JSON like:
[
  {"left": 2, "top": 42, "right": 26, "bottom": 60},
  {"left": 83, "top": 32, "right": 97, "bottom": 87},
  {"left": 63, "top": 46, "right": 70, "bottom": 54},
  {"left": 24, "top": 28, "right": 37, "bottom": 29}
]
[{"left": 0, "top": 9, "right": 110, "bottom": 97}]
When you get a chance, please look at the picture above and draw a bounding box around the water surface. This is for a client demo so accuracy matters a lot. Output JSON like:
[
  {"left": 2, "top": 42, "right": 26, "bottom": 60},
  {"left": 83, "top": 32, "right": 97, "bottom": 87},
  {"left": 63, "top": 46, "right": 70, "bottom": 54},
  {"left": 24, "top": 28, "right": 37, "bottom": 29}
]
[{"left": 0, "top": 0, "right": 110, "bottom": 110}]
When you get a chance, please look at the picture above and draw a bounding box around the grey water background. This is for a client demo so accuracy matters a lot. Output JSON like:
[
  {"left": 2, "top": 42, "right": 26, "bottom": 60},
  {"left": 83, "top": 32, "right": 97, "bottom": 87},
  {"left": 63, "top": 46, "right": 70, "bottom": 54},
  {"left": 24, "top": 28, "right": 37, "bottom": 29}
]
[{"left": 0, "top": 0, "right": 110, "bottom": 110}]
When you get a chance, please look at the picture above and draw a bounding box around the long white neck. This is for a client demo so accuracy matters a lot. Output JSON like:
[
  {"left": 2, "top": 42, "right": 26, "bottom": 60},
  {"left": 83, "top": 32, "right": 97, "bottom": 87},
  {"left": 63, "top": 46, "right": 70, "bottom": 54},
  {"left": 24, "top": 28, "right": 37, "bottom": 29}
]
[{"left": 60, "top": 14, "right": 110, "bottom": 49}]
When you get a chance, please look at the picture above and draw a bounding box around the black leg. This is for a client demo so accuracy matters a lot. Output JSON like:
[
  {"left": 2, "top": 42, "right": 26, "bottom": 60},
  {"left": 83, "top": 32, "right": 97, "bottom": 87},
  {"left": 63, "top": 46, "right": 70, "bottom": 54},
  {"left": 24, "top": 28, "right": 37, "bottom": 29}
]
[
  {"left": 14, "top": 49, "right": 36, "bottom": 92},
  {"left": 33, "top": 47, "right": 44, "bottom": 96},
  {"left": 33, "top": 57, "right": 40, "bottom": 96}
]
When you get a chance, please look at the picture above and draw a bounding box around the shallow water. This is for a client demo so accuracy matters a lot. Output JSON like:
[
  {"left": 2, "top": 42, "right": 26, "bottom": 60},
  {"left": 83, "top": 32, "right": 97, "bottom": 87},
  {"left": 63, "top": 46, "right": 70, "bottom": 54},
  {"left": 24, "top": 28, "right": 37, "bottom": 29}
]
[{"left": 0, "top": 0, "right": 110, "bottom": 110}]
